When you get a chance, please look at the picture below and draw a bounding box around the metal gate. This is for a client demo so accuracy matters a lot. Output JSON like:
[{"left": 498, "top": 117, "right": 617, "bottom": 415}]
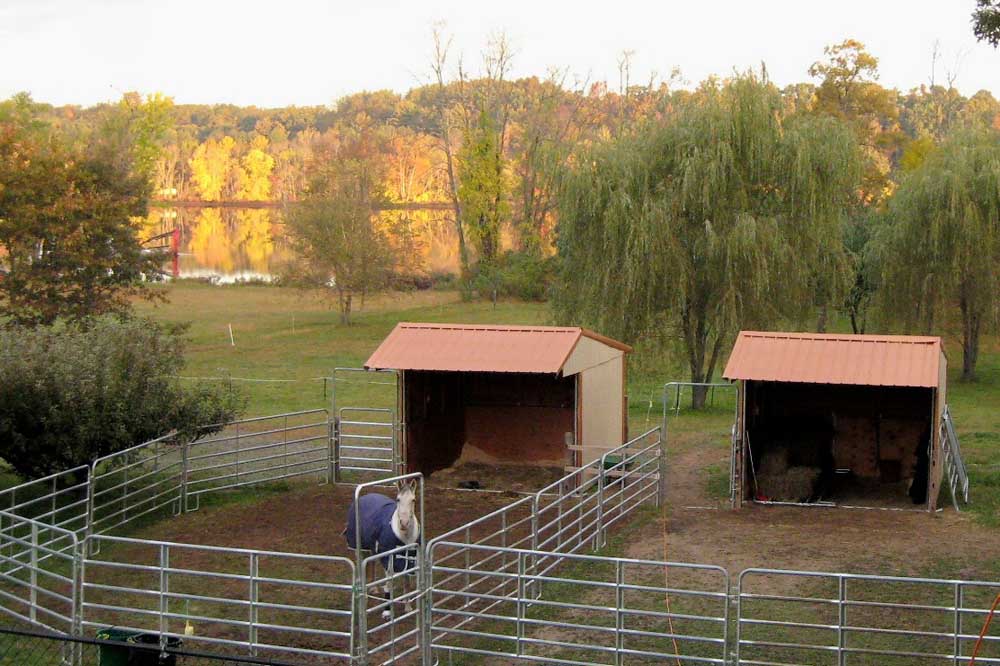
[
  {"left": 331, "top": 368, "right": 402, "bottom": 481},
  {"left": 737, "top": 568, "right": 1000, "bottom": 665}
]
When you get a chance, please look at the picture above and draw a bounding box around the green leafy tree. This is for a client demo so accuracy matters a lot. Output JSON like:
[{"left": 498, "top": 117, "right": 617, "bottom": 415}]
[
  {"left": 458, "top": 109, "right": 509, "bottom": 267},
  {"left": 0, "top": 94, "right": 168, "bottom": 326},
  {"left": 880, "top": 127, "right": 1000, "bottom": 380},
  {"left": 554, "top": 74, "right": 860, "bottom": 407},
  {"left": 283, "top": 128, "right": 413, "bottom": 324},
  {"left": 973, "top": 0, "right": 1000, "bottom": 46},
  {"left": 0, "top": 317, "right": 244, "bottom": 479}
]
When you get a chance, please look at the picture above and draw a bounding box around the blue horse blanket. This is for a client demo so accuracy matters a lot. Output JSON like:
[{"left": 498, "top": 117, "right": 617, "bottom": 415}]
[{"left": 344, "top": 493, "right": 418, "bottom": 573}]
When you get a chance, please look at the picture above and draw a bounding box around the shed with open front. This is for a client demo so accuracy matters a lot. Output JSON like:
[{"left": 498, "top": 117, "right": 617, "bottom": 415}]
[
  {"left": 724, "top": 331, "right": 956, "bottom": 511},
  {"left": 364, "top": 323, "right": 631, "bottom": 478}
]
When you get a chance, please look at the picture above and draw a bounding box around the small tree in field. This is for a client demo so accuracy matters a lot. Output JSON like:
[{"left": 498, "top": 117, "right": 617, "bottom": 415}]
[
  {"left": 0, "top": 317, "right": 244, "bottom": 480},
  {"left": 880, "top": 127, "right": 1000, "bottom": 380},
  {"left": 554, "top": 74, "right": 860, "bottom": 407},
  {"left": 283, "top": 127, "right": 410, "bottom": 324}
]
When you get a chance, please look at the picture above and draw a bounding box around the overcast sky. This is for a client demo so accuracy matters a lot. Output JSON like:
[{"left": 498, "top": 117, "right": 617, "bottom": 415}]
[{"left": 2, "top": 0, "right": 997, "bottom": 108}]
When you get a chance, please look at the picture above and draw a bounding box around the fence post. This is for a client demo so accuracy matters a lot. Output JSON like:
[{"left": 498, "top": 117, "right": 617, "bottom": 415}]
[
  {"left": 159, "top": 545, "right": 169, "bottom": 648},
  {"left": 330, "top": 415, "right": 341, "bottom": 484},
  {"left": 180, "top": 441, "right": 190, "bottom": 513},
  {"left": 530, "top": 495, "right": 540, "bottom": 600},
  {"left": 29, "top": 522, "right": 37, "bottom": 624},
  {"left": 421, "top": 545, "right": 434, "bottom": 666},
  {"left": 837, "top": 576, "right": 846, "bottom": 666},
  {"left": 954, "top": 582, "right": 962, "bottom": 666},
  {"left": 355, "top": 562, "right": 368, "bottom": 666},
  {"left": 614, "top": 559, "right": 624, "bottom": 666},
  {"left": 84, "top": 465, "right": 96, "bottom": 556},
  {"left": 516, "top": 551, "right": 525, "bottom": 657},
  {"left": 249, "top": 553, "right": 259, "bottom": 655},
  {"left": 657, "top": 428, "right": 667, "bottom": 508},
  {"left": 596, "top": 455, "right": 606, "bottom": 551}
]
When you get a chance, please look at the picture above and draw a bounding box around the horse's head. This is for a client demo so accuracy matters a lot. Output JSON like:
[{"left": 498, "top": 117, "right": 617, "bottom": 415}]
[{"left": 395, "top": 479, "right": 417, "bottom": 534}]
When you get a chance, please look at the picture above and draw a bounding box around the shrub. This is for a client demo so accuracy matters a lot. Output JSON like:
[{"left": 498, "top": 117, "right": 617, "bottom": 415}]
[{"left": 0, "top": 316, "right": 245, "bottom": 479}]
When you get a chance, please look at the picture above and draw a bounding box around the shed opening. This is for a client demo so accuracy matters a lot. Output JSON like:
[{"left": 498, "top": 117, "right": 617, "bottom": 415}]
[
  {"left": 404, "top": 370, "right": 575, "bottom": 477},
  {"left": 744, "top": 381, "right": 932, "bottom": 507}
]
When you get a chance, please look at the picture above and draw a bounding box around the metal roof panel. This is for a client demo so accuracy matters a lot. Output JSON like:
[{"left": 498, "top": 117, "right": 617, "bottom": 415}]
[
  {"left": 364, "top": 323, "right": 629, "bottom": 374},
  {"left": 722, "top": 331, "right": 943, "bottom": 388}
]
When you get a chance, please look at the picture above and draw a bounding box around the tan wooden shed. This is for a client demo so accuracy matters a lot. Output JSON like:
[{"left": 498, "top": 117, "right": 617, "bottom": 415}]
[
  {"left": 364, "top": 323, "right": 631, "bottom": 477},
  {"left": 723, "top": 331, "right": 950, "bottom": 511}
]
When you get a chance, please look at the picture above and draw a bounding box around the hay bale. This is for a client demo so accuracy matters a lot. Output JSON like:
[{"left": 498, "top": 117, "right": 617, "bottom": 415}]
[
  {"left": 758, "top": 465, "right": 821, "bottom": 502},
  {"left": 758, "top": 447, "right": 790, "bottom": 478}
]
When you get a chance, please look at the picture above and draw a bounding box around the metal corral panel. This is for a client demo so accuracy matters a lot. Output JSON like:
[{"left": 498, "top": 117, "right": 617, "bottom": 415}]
[
  {"left": 723, "top": 331, "right": 944, "bottom": 388},
  {"left": 365, "top": 322, "right": 630, "bottom": 375}
]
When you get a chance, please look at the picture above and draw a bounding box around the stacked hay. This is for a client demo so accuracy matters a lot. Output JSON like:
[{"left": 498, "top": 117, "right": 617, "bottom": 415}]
[
  {"left": 834, "top": 415, "right": 880, "bottom": 478},
  {"left": 756, "top": 446, "right": 821, "bottom": 502},
  {"left": 879, "top": 418, "right": 923, "bottom": 481}
]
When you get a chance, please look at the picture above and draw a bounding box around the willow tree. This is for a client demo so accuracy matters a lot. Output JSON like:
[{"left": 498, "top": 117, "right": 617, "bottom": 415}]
[
  {"left": 554, "top": 74, "right": 860, "bottom": 407},
  {"left": 880, "top": 128, "right": 1000, "bottom": 380}
]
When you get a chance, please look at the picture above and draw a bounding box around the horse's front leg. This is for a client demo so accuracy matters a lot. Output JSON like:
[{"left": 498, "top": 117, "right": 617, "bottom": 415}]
[
  {"left": 381, "top": 566, "right": 393, "bottom": 621},
  {"left": 402, "top": 572, "right": 412, "bottom": 614}
]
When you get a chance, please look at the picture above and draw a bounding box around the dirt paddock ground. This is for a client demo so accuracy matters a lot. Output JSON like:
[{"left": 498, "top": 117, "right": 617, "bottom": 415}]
[{"left": 79, "top": 482, "right": 532, "bottom": 663}]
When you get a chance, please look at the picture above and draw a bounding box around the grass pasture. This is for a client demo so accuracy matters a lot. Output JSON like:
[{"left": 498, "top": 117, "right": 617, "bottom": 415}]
[{"left": 2, "top": 283, "right": 999, "bottom": 663}]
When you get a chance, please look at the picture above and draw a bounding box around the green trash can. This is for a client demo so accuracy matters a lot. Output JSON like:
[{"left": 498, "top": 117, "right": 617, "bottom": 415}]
[{"left": 96, "top": 628, "right": 181, "bottom": 666}]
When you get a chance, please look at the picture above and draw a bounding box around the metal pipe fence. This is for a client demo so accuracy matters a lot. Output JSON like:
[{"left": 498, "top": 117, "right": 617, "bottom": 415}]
[
  {"left": 185, "top": 409, "right": 332, "bottom": 511},
  {"left": 427, "top": 542, "right": 730, "bottom": 665},
  {"left": 80, "top": 534, "right": 356, "bottom": 662},
  {"left": 88, "top": 431, "right": 185, "bottom": 544},
  {"left": 0, "top": 511, "right": 80, "bottom": 635},
  {"left": 335, "top": 408, "right": 396, "bottom": 479},
  {"left": 737, "top": 567, "right": 1000, "bottom": 665},
  {"left": 534, "top": 427, "right": 662, "bottom": 567},
  {"left": 0, "top": 467, "right": 89, "bottom": 573}
]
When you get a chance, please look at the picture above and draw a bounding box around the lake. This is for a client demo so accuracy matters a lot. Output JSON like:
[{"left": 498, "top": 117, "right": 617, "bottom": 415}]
[{"left": 146, "top": 206, "right": 467, "bottom": 283}]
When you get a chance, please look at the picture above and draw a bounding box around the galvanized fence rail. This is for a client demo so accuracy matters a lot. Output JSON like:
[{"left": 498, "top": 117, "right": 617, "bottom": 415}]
[
  {"left": 335, "top": 408, "right": 396, "bottom": 479},
  {"left": 80, "top": 534, "right": 357, "bottom": 663},
  {"left": 0, "top": 511, "right": 80, "bottom": 635},
  {"left": 737, "top": 567, "right": 1000, "bottom": 665},
  {"left": 0, "top": 467, "right": 89, "bottom": 572},
  {"left": 427, "top": 542, "right": 730, "bottom": 665},
  {"left": 184, "top": 409, "right": 332, "bottom": 511},
  {"left": 87, "top": 432, "right": 185, "bottom": 543},
  {"left": 941, "top": 405, "right": 970, "bottom": 510}
]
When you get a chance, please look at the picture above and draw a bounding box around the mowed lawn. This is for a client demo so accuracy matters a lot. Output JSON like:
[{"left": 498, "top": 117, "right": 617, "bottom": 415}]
[
  {"left": 137, "top": 282, "right": 999, "bottom": 529},
  {"left": 134, "top": 283, "right": 553, "bottom": 415}
]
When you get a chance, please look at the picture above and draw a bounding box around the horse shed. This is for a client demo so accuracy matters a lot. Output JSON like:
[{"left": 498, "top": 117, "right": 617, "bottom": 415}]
[
  {"left": 724, "top": 331, "right": 950, "bottom": 511},
  {"left": 364, "top": 323, "right": 631, "bottom": 478}
]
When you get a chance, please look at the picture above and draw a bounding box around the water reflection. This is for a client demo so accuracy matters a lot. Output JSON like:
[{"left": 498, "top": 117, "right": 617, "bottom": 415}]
[{"left": 144, "top": 207, "right": 467, "bottom": 283}]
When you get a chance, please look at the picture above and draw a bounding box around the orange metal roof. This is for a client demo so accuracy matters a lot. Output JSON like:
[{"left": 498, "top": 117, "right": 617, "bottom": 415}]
[
  {"left": 364, "top": 323, "right": 631, "bottom": 374},
  {"left": 722, "top": 331, "right": 943, "bottom": 388}
]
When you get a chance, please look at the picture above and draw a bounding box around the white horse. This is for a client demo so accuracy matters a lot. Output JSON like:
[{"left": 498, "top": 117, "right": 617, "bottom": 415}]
[{"left": 344, "top": 480, "right": 420, "bottom": 620}]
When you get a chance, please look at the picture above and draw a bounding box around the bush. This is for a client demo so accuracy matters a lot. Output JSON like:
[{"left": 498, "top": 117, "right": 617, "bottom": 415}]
[
  {"left": 498, "top": 251, "right": 553, "bottom": 301},
  {"left": 0, "top": 317, "right": 245, "bottom": 480},
  {"left": 472, "top": 251, "right": 554, "bottom": 304}
]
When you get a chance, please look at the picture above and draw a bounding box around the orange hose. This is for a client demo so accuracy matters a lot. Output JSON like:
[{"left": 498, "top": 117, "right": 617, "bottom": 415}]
[
  {"left": 969, "top": 592, "right": 1000, "bottom": 665},
  {"left": 661, "top": 510, "right": 683, "bottom": 666}
]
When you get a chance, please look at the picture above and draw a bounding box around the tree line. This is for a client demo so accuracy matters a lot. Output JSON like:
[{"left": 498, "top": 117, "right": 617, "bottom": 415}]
[{"left": 1, "top": 34, "right": 999, "bottom": 425}]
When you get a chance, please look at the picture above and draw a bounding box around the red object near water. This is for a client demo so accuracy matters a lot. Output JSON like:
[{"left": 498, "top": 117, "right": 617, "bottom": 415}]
[{"left": 171, "top": 227, "right": 180, "bottom": 278}]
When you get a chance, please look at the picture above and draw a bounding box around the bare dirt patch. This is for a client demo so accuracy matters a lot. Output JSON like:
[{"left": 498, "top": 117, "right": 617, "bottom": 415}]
[{"left": 632, "top": 447, "right": 1000, "bottom": 580}]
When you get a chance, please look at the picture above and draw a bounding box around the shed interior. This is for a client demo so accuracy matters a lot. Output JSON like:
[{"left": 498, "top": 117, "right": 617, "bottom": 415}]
[
  {"left": 404, "top": 370, "right": 575, "bottom": 477},
  {"left": 744, "top": 381, "right": 933, "bottom": 507}
]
